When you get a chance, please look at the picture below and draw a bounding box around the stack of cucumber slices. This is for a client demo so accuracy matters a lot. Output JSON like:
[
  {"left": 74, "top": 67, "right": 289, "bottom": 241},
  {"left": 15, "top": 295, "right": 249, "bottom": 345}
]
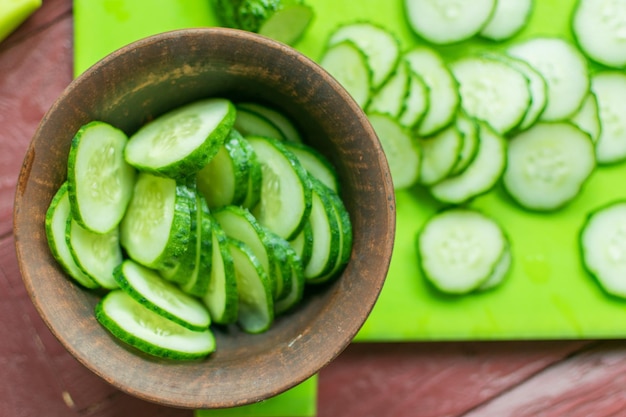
[
  {"left": 45, "top": 97, "right": 352, "bottom": 360},
  {"left": 319, "top": 1, "right": 626, "bottom": 295}
]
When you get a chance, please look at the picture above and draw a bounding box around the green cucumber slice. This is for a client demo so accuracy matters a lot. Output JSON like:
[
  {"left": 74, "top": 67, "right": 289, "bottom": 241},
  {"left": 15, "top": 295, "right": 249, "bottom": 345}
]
[
  {"left": 274, "top": 247, "right": 305, "bottom": 315},
  {"left": 234, "top": 107, "right": 284, "bottom": 140},
  {"left": 418, "top": 125, "right": 463, "bottom": 186},
  {"left": 237, "top": 102, "right": 302, "bottom": 143},
  {"left": 248, "top": 136, "right": 312, "bottom": 240},
  {"left": 67, "top": 121, "right": 136, "bottom": 234},
  {"left": 120, "top": 173, "right": 192, "bottom": 270},
  {"left": 284, "top": 141, "right": 340, "bottom": 194},
  {"left": 289, "top": 219, "right": 313, "bottom": 268},
  {"left": 503, "top": 122, "right": 596, "bottom": 211},
  {"left": 96, "top": 290, "right": 215, "bottom": 360},
  {"left": 367, "top": 112, "right": 421, "bottom": 190},
  {"left": 45, "top": 183, "right": 99, "bottom": 289},
  {"left": 66, "top": 217, "right": 121, "bottom": 289},
  {"left": 197, "top": 129, "right": 252, "bottom": 209},
  {"left": 590, "top": 71, "right": 626, "bottom": 165},
  {"left": 417, "top": 208, "right": 507, "bottom": 294},
  {"left": 479, "top": 0, "right": 533, "bottom": 41},
  {"left": 580, "top": 201, "right": 626, "bottom": 298},
  {"left": 180, "top": 193, "right": 214, "bottom": 297},
  {"left": 570, "top": 92, "right": 601, "bottom": 144},
  {"left": 228, "top": 238, "right": 274, "bottom": 334},
  {"left": 114, "top": 259, "right": 211, "bottom": 331},
  {"left": 264, "top": 230, "right": 295, "bottom": 301},
  {"left": 399, "top": 68, "right": 430, "bottom": 129},
  {"left": 202, "top": 218, "right": 238, "bottom": 325},
  {"left": 124, "top": 98, "right": 235, "bottom": 178},
  {"left": 478, "top": 244, "right": 512, "bottom": 291},
  {"left": 367, "top": 60, "right": 410, "bottom": 118},
  {"left": 319, "top": 40, "right": 372, "bottom": 108},
  {"left": 450, "top": 112, "right": 480, "bottom": 176}
]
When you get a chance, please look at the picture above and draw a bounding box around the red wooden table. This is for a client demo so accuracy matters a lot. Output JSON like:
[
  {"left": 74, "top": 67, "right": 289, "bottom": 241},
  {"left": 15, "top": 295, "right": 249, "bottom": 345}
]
[{"left": 3, "top": 1, "right": 626, "bottom": 416}]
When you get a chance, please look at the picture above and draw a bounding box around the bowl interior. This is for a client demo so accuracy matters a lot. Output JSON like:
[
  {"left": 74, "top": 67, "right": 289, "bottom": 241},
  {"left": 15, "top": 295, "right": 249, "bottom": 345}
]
[{"left": 13, "top": 28, "right": 395, "bottom": 409}]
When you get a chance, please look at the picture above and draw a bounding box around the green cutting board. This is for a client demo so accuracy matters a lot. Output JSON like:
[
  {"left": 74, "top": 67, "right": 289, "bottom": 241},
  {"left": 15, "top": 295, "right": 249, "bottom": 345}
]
[{"left": 74, "top": 0, "right": 626, "bottom": 346}]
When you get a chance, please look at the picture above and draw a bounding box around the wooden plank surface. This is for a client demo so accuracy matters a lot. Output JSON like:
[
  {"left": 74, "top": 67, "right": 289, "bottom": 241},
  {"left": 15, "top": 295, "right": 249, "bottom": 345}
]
[{"left": 0, "top": 1, "right": 622, "bottom": 416}]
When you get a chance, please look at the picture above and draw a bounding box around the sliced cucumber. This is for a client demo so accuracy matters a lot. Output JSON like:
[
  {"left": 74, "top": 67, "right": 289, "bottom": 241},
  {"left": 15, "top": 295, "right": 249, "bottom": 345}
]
[
  {"left": 247, "top": 136, "right": 312, "bottom": 240},
  {"left": 570, "top": 92, "right": 601, "bottom": 144},
  {"left": 327, "top": 22, "right": 401, "bottom": 90},
  {"left": 96, "top": 290, "right": 215, "bottom": 360},
  {"left": 228, "top": 238, "right": 274, "bottom": 334},
  {"left": 430, "top": 122, "right": 507, "bottom": 204},
  {"left": 254, "top": 0, "right": 314, "bottom": 45},
  {"left": 66, "top": 218, "right": 121, "bottom": 289},
  {"left": 451, "top": 55, "right": 531, "bottom": 135},
  {"left": 572, "top": 0, "right": 626, "bottom": 68},
  {"left": 114, "top": 259, "right": 211, "bottom": 331},
  {"left": 367, "top": 60, "right": 410, "bottom": 118},
  {"left": 580, "top": 201, "right": 626, "bottom": 298},
  {"left": 303, "top": 179, "right": 341, "bottom": 282},
  {"left": 197, "top": 129, "right": 251, "bottom": 209},
  {"left": 398, "top": 68, "right": 430, "bottom": 129},
  {"left": 124, "top": 98, "right": 235, "bottom": 178},
  {"left": 67, "top": 121, "right": 136, "bottom": 234},
  {"left": 404, "top": 47, "right": 459, "bottom": 136},
  {"left": 202, "top": 218, "right": 238, "bottom": 325},
  {"left": 264, "top": 230, "right": 294, "bottom": 300},
  {"left": 418, "top": 125, "right": 463, "bottom": 186},
  {"left": 45, "top": 183, "right": 99, "bottom": 289},
  {"left": 404, "top": 0, "right": 496, "bottom": 44},
  {"left": 241, "top": 137, "right": 263, "bottom": 210},
  {"left": 450, "top": 112, "right": 479, "bottom": 176},
  {"left": 274, "top": 247, "right": 305, "bottom": 315},
  {"left": 367, "top": 112, "right": 421, "bottom": 190},
  {"left": 120, "top": 173, "right": 192, "bottom": 270},
  {"left": 319, "top": 40, "right": 372, "bottom": 108},
  {"left": 478, "top": 244, "right": 512, "bottom": 291},
  {"left": 284, "top": 141, "right": 340, "bottom": 194},
  {"left": 289, "top": 219, "right": 313, "bottom": 268},
  {"left": 507, "top": 37, "right": 589, "bottom": 121},
  {"left": 237, "top": 102, "right": 302, "bottom": 143},
  {"left": 503, "top": 122, "right": 596, "bottom": 211},
  {"left": 480, "top": 0, "right": 533, "bottom": 41},
  {"left": 233, "top": 107, "right": 284, "bottom": 140},
  {"left": 590, "top": 71, "right": 626, "bottom": 165},
  {"left": 417, "top": 208, "right": 507, "bottom": 294},
  {"left": 180, "top": 193, "right": 214, "bottom": 297}
]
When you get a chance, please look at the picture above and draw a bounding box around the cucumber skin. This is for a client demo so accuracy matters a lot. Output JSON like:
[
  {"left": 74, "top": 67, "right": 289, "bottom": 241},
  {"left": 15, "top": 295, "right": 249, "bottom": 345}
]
[
  {"left": 274, "top": 248, "right": 305, "bottom": 315},
  {"left": 129, "top": 101, "right": 236, "bottom": 179},
  {"left": 181, "top": 194, "right": 215, "bottom": 297},
  {"left": 95, "top": 292, "right": 215, "bottom": 361}
]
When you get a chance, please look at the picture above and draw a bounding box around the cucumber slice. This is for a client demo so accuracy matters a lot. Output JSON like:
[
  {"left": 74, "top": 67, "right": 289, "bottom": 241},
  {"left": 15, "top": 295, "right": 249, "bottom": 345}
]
[
  {"left": 451, "top": 55, "right": 531, "bottom": 135},
  {"left": 114, "top": 260, "right": 211, "bottom": 331},
  {"left": 503, "top": 122, "right": 596, "bottom": 211},
  {"left": 197, "top": 129, "right": 251, "bottom": 209},
  {"left": 479, "top": 0, "right": 533, "bottom": 41},
  {"left": 228, "top": 239, "right": 274, "bottom": 334},
  {"left": 590, "top": 71, "right": 626, "bottom": 165},
  {"left": 450, "top": 112, "right": 479, "bottom": 176},
  {"left": 580, "top": 201, "right": 626, "bottom": 298},
  {"left": 417, "top": 208, "right": 507, "bottom": 294},
  {"left": 570, "top": 92, "right": 601, "bottom": 144},
  {"left": 418, "top": 125, "right": 463, "bottom": 186},
  {"left": 404, "top": 0, "right": 496, "bottom": 44},
  {"left": 66, "top": 217, "right": 121, "bottom": 289},
  {"left": 319, "top": 40, "right": 372, "bottom": 108},
  {"left": 367, "top": 60, "right": 410, "bottom": 118},
  {"left": 289, "top": 219, "right": 313, "bottom": 268},
  {"left": 241, "top": 136, "right": 263, "bottom": 210},
  {"left": 284, "top": 141, "right": 340, "bottom": 194},
  {"left": 67, "top": 121, "right": 136, "bottom": 234},
  {"left": 248, "top": 136, "right": 312, "bottom": 240},
  {"left": 572, "top": 0, "right": 626, "bottom": 68},
  {"left": 303, "top": 179, "right": 341, "bottom": 282},
  {"left": 430, "top": 122, "right": 507, "bottom": 204},
  {"left": 202, "top": 218, "right": 238, "bottom": 325},
  {"left": 45, "top": 183, "right": 99, "bottom": 289},
  {"left": 327, "top": 22, "right": 401, "bottom": 90},
  {"left": 180, "top": 194, "right": 214, "bottom": 297},
  {"left": 120, "top": 173, "right": 192, "bottom": 270},
  {"left": 274, "top": 247, "right": 305, "bottom": 315},
  {"left": 124, "top": 98, "right": 235, "bottom": 178},
  {"left": 213, "top": 205, "right": 274, "bottom": 291},
  {"left": 234, "top": 107, "right": 284, "bottom": 140},
  {"left": 507, "top": 37, "right": 589, "bottom": 121},
  {"left": 367, "top": 112, "right": 421, "bottom": 190},
  {"left": 404, "top": 47, "right": 459, "bottom": 136},
  {"left": 478, "top": 244, "right": 512, "bottom": 291},
  {"left": 399, "top": 68, "right": 430, "bottom": 129},
  {"left": 237, "top": 102, "right": 302, "bottom": 143},
  {"left": 96, "top": 290, "right": 215, "bottom": 360},
  {"left": 264, "top": 230, "right": 295, "bottom": 300}
]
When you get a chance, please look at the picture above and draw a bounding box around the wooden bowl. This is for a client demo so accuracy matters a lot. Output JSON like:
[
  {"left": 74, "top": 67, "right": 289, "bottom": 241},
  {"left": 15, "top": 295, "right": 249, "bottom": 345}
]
[{"left": 13, "top": 28, "right": 395, "bottom": 409}]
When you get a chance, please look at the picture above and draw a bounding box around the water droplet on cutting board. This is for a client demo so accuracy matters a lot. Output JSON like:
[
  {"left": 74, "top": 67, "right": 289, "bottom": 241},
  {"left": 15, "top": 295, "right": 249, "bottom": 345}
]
[{"left": 522, "top": 253, "right": 551, "bottom": 284}]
